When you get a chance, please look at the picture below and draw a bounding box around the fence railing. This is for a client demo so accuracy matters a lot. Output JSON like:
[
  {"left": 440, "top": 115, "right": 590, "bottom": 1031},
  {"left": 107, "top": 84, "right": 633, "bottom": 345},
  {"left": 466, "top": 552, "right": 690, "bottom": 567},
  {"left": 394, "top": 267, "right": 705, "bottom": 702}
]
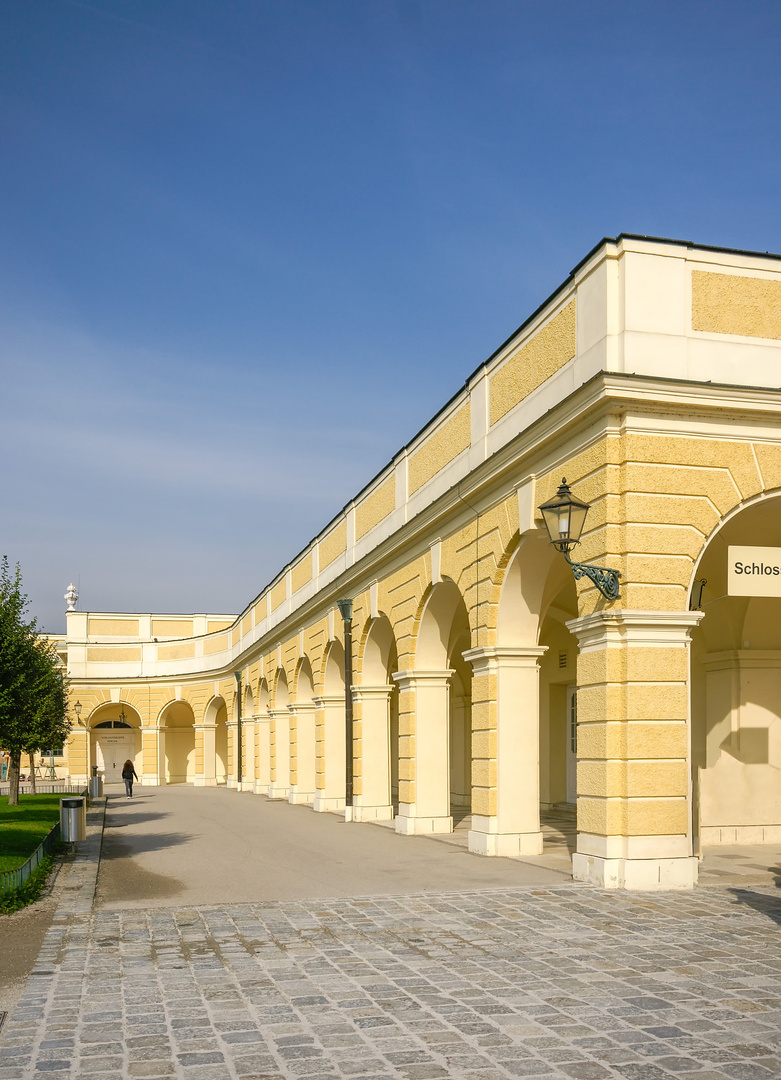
[
  {"left": 0, "top": 821, "right": 61, "bottom": 895},
  {"left": 0, "top": 783, "right": 85, "bottom": 796},
  {"left": 1, "top": 786, "right": 90, "bottom": 896}
]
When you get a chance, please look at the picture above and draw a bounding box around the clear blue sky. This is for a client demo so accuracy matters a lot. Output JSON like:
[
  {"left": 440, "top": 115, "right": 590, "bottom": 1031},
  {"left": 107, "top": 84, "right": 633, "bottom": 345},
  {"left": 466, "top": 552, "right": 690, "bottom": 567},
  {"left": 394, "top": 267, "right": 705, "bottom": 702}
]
[{"left": 2, "top": 0, "right": 780, "bottom": 631}]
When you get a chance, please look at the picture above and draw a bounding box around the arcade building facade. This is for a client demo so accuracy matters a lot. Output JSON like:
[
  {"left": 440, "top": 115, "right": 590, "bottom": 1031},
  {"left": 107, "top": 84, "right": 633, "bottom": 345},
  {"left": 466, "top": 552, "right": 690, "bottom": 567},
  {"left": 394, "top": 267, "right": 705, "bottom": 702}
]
[{"left": 54, "top": 235, "right": 781, "bottom": 889}]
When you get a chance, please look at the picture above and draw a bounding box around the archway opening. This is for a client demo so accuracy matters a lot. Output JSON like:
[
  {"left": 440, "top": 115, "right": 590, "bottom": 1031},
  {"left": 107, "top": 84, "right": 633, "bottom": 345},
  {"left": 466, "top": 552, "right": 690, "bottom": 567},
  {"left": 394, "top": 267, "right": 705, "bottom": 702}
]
[
  {"left": 691, "top": 495, "right": 781, "bottom": 847},
  {"left": 415, "top": 579, "right": 472, "bottom": 828},
  {"left": 89, "top": 702, "right": 142, "bottom": 784},
  {"left": 206, "top": 696, "right": 228, "bottom": 784},
  {"left": 291, "top": 658, "right": 316, "bottom": 803},
  {"left": 269, "top": 669, "right": 290, "bottom": 798},
  {"left": 494, "top": 529, "right": 577, "bottom": 855},
  {"left": 160, "top": 700, "right": 196, "bottom": 784},
  {"left": 361, "top": 615, "right": 400, "bottom": 816}
]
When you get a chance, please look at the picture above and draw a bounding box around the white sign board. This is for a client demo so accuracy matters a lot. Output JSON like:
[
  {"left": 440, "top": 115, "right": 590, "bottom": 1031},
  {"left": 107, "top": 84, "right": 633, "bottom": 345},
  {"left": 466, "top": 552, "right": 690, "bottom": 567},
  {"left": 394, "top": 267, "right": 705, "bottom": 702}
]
[{"left": 728, "top": 546, "right": 781, "bottom": 596}]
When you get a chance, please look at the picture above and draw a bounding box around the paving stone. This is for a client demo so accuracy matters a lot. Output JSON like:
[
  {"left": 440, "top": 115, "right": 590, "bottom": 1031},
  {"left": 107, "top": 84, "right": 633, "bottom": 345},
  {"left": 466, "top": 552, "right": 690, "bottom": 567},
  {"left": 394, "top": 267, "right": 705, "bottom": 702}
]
[{"left": 4, "top": 813, "right": 781, "bottom": 1080}]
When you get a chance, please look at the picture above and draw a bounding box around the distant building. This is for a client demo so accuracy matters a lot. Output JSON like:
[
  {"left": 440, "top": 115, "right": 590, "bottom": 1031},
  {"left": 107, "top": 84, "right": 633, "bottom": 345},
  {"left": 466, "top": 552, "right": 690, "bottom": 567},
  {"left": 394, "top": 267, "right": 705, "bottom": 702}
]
[{"left": 57, "top": 235, "right": 781, "bottom": 889}]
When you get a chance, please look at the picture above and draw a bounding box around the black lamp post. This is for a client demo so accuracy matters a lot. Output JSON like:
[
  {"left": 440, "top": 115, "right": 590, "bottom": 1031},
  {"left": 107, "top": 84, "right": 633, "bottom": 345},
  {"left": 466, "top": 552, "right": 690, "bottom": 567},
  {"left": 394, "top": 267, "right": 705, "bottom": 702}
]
[
  {"left": 336, "top": 599, "right": 354, "bottom": 816},
  {"left": 538, "top": 478, "right": 621, "bottom": 600}
]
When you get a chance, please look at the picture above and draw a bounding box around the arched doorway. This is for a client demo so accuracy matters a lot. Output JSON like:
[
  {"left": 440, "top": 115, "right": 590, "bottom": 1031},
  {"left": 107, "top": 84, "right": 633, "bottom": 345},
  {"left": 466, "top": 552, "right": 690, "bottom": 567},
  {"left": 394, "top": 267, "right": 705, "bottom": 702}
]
[
  {"left": 466, "top": 529, "right": 569, "bottom": 856},
  {"left": 268, "top": 669, "right": 290, "bottom": 798},
  {"left": 241, "top": 683, "right": 256, "bottom": 791},
  {"left": 160, "top": 701, "right": 196, "bottom": 784},
  {"left": 356, "top": 615, "right": 399, "bottom": 820},
  {"left": 256, "top": 679, "right": 271, "bottom": 794},
  {"left": 90, "top": 703, "right": 141, "bottom": 784},
  {"left": 290, "top": 658, "right": 316, "bottom": 804},
  {"left": 691, "top": 495, "right": 781, "bottom": 846},
  {"left": 205, "top": 696, "right": 228, "bottom": 785},
  {"left": 396, "top": 578, "right": 472, "bottom": 835},
  {"left": 313, "top": 640, "right": 346, "bottom": 812}
]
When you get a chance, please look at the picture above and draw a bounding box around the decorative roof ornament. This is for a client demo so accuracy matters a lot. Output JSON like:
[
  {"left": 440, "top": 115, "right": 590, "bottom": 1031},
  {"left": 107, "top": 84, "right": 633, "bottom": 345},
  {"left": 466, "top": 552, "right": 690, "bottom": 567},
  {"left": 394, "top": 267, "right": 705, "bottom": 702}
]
[{"left": 64, "top": 582, "right": 79, "bottom": 611}]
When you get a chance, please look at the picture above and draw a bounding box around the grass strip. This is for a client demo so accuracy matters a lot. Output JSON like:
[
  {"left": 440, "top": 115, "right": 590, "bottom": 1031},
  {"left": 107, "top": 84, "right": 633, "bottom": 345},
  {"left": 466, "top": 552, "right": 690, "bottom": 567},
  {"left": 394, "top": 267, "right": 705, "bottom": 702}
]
[
  {"left": 0, "top": 794, "right": 62, "bottom": 871},
  {"left": 0, "top": 854, "right": 57, "bottom": 914}
]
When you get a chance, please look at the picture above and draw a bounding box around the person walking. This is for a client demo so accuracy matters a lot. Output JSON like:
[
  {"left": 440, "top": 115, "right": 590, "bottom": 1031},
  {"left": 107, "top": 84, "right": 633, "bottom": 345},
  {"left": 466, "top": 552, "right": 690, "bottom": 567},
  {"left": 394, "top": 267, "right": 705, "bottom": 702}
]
[{"left": 121, "top": 758, "right": 138, "bottom": 799}]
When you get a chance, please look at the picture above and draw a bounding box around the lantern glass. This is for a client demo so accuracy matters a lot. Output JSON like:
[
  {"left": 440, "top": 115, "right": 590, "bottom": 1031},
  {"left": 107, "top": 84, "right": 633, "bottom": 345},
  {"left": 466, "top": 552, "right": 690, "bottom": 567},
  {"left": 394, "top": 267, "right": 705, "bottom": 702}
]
[{"left": 538, "top": 479, "right": 590, "bottom": 553}]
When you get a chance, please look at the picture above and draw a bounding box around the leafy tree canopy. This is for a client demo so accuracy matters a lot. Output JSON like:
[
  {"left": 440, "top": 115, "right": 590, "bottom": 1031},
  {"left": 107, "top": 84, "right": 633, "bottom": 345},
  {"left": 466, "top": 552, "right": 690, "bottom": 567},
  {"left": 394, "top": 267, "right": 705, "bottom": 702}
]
[{"left": 0, "top": 557, "right": 70, "bottom": 803}]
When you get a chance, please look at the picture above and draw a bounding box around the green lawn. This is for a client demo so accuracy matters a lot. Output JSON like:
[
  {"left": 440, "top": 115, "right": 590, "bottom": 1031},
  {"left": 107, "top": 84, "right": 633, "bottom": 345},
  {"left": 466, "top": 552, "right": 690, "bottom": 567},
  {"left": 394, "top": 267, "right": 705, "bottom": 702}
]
[{"left": 0, "top": 794, "right": 62, "bottom": 872}]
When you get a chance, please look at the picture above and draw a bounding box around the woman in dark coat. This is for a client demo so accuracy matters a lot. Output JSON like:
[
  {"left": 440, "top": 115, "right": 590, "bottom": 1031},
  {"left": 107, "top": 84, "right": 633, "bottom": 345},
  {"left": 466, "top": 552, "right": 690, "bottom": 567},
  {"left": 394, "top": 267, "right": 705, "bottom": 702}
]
[{"left": 121, "top": 759, "right": 138, "bottom": 799}]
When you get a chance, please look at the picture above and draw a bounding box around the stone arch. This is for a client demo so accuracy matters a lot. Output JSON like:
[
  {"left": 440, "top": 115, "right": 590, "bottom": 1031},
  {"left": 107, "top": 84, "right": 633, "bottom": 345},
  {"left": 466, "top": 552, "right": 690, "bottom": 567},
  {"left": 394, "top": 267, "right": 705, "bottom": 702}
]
[
  {"left": 323, "top": 640, "right": 345, "bottom": 695},
  {"left": 689, "top": 491, "right": 781, "bottom": 847},
  {"left": 294, "top": 658, "right": 314, "bottom": 703},
  {"left": 159, "top": 700, "right": 196, "bottom": 784},
  {"left": 414, "top": 578, "right": 471, "bottom": 669},
  {"left": 89, "top": 701, "right": 142, "bottom": 786},
  {"left": 496, "top": 529, "right": 563, "bottom": 645},
  {"left": 272, "top": 668, "right": 289, "bottom": 708},
  {"left": 244, "top": 683, "right": 255, "bottom": 715},
  {"left": 205, "top": 695, "right": 228, "bottom": 785}
]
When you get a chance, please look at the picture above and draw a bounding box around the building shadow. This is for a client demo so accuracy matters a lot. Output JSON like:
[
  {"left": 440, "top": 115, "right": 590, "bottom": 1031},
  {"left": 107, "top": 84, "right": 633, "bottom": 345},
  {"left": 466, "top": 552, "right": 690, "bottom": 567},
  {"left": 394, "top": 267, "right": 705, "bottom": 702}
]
[{"left": 727, "top": 869, "right": 781, "bottom": 926}]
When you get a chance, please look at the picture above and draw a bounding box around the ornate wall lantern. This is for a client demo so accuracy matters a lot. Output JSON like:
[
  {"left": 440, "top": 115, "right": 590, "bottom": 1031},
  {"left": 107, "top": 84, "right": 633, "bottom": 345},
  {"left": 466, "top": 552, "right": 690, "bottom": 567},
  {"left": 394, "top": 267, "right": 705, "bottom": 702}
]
[{"left": 538, "top": 478, "right": 621, "bottom": 600}]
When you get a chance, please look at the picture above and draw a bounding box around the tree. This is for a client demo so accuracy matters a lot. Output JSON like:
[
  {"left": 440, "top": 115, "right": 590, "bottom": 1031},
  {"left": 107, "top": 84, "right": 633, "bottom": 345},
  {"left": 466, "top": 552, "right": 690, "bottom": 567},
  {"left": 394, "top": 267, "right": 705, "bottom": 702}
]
[{"left": 0, "top": 558, "right": 70, "bottom": 805}]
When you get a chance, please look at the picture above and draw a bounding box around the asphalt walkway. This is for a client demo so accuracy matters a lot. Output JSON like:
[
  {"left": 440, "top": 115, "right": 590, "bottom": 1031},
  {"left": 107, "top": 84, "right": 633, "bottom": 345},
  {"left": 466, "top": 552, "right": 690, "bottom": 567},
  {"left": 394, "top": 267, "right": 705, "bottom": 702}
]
[{"left": 95, "top": 786, "right": 570, "bottom": 908}]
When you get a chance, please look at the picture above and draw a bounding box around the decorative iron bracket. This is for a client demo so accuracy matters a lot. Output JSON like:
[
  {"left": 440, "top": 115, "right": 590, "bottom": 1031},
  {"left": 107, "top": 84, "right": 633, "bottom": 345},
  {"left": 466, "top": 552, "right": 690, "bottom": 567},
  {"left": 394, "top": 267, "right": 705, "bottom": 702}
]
[{"left": 564, "top": 551, "right": 621, "bottom": 600}]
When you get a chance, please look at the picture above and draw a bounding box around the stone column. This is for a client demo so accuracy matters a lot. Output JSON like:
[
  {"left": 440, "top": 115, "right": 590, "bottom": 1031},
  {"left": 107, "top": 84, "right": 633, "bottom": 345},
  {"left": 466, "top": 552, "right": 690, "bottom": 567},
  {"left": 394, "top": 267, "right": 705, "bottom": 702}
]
[
  {"left": 392, "top": 670, "right": 454, "bottom": 835},
  {"left": 255, "top": 714, "right": 272, "bottom": 795},
  {"left": 239, "top": 716, "right": 257, "bottom": 792},
  {"left": 267, "top": 709, "right": 290, "bottom": 798},
  {"left": 289, "top": 703, "right": 317, "bottom": 804},
  {"left": 312, "top": 694, "right": 346, "bottom": 812},
  {"left": 352, "top": 685, "right": 394, "bottom": 821},
  {"left": 194, "top": 723, "right": 217, "bottom": 786},
  {"left": 567, "top": 610, "right": 703, "bottom": 890},
  {"left": 464, "top": 646, "right": 547, "bottom": 856},
  {"left": 226, "top": 721, "right": 238, "bottom": 789},
  {"left": 142, "top": 726, "right": 164, "bottom": 786}
]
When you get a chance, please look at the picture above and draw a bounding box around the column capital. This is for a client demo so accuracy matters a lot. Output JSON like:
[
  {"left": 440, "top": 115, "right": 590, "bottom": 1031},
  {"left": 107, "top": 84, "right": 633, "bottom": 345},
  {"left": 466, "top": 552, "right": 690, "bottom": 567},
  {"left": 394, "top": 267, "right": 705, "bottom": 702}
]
[
  {"left": 566, "top": 609, "right": 704, "bottom": 651},
  {"left": 392, "top": 669, "right": 454, "bottom": 690},
  {"left": 288, "top": 701, "right": 316, "bottom": 714},
  {"left": 193, "top": 723, "right": 217, "bottom": 731},
  {"left": 312, "top": 694, "right": 343, "bottom": 707},
  {"left": 352, "top": 684, "right": 394, "bottom": 701},
  {"left": 463, "top": 646, "right": 547, "bottom": 674}
]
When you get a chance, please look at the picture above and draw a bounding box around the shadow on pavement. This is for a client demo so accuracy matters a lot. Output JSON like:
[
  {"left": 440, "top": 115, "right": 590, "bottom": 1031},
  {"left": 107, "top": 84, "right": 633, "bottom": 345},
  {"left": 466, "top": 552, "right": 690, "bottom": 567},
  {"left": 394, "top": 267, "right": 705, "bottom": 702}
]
[
  {"left": 101, "top": 830, "right": 194, "bottom": 858},
  {"left": 727, "top": 869, "right": 781, "bottom": 926}
]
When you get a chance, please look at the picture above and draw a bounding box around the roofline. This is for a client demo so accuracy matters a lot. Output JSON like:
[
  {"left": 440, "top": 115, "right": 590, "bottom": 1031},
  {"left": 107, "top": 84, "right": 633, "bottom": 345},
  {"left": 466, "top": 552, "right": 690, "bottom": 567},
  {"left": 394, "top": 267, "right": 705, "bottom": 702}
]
[{"left": 216, "top": 232, "right": 781, "bottom": 627}]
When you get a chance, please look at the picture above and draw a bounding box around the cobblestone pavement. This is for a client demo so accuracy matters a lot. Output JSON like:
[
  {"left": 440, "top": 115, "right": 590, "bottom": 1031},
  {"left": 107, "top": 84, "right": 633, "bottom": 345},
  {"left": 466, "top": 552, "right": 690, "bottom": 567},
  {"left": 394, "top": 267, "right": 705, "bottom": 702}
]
[{"left": 2, "top": 881, "right": 780, "bottom": 1080}]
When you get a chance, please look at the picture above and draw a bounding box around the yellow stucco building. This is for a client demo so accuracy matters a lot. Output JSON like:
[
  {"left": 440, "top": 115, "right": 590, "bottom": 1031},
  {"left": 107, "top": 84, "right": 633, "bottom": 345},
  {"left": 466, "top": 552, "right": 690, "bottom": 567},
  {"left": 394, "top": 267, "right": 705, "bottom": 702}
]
[{"left": 57, "top": 235, "right": 781, "bottom": 889}]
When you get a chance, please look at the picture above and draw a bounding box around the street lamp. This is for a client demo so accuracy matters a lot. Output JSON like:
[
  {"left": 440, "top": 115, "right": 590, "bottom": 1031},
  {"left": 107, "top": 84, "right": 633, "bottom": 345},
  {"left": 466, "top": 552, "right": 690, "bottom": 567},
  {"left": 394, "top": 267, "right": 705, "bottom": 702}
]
[
  {"left": 118, "top": 708, "right": 126, "bottom": 726},
  {"left": 539, "top": 478, "right": 621, "bottom": 600},
  {"left": 336, "top": 599, "right": 354, "bottom": 819},
  {"left": 73, "top": 701, "right": 84, "bottom": 727}
]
